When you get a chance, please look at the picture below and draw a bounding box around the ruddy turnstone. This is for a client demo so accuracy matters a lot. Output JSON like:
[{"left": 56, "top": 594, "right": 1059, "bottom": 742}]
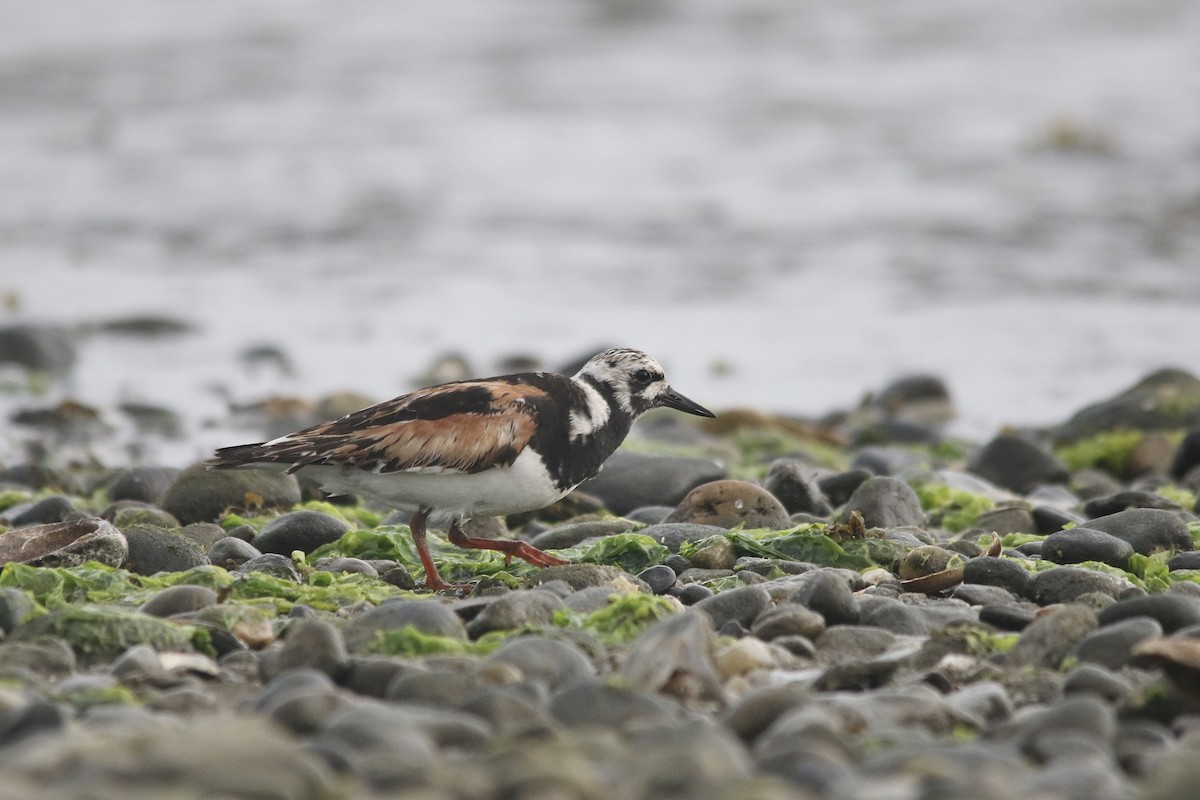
[{"left": 207, "top": 348, "right": 715, "bottom": 590}]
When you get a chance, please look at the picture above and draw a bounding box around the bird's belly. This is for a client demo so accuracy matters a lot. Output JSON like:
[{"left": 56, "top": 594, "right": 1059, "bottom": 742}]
[{"left": 299, "top": 448, "right": 568, "bottom": 518}]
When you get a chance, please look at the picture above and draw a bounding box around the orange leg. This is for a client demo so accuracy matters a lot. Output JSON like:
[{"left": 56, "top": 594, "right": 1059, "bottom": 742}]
[
  {"left": 408, "top": 508, "right": 470, "bottom": 592},
  {"left": 446, "top": 521, "right": 569, "bottom": 568}
]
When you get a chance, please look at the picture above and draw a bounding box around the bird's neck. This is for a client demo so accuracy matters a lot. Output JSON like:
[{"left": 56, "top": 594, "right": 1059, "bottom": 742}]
[{"left": 538, "top": 375, "right": 636, "bottom": 490}]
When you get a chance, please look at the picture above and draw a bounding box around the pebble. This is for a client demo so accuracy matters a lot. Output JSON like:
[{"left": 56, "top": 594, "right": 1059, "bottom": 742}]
[
  {"left": 236, "top": 553, "right": 303, "bottom": 582},
  {"left": 663, "top": 480, "right": 792, "bottom": 530},
  {"left": 1082, "top": 507, "right": 1193, "bottom": 555},
  {"left": 1005, "top": 604, "right": 1098, "bottom": 669},
  {"left": 485, "top": 636, "right": 595, "bottom": 691},
  {"left": 636, "top": 564, "right": 677, "bottom": 594},
  {"left": 3, "top": 495, "right": 75, "bottom": 526},
  {"left": 818, "top": 468, "right": 872, "bottom": 507},
  {"left": 764, "top": 459, "right": 833, "bottom": 516},
  {"left": 967, "top": 433, "right": 1070, "bottom": 495},
  {"left": 787, "top": 569, "right": 861, "bottom": 625},
  {"left": 530, "top": 519, "right": 634, "bottom": 549},
  {"left": 138, "top": 585, "right": 219, "bottom": 617},
  {"left": 1083, "top": 489, "right": 1184, "bottom": 517},
  {"left": 466, "top": 590, "right": 564, "bottom": 637},
  {"left": 978, "top": 603, "right": 1036, "bottom": 631},
  {"left": 841, "top": 476, "right": 926, "bottom": 529},
  {"left": 1061, "top": 663, "right": 1132, "bottom": 704},
  {"left": 640, "top": 522, "right": 730, "bottom": 553},
  {"left": 107, "top": 466, "right": 182, "bottom": 504},
  {"left": 1029, "top": 565, "right": 1133, "bottom": 605},
  {"left": 1073, "top": 616, "right": 1163, "bottom": 669},
  {"left": 121, "top": 523, "right": 210, "bottom": 574},
  {"left": 962, "top": 556, "right": 1033, "bottom": 597},
  {"left": 254, "top": 510, "right": 351, "bottom": 555},
  {"left": 161, "top": 462, "right": 302, "bottom": 525},
  {"left": 1041, "top": 527, "right": 1134, "bottom": 568},
  {"left": 0, "top": 589, "right": 35, "bottom": 634},
  {"left": 750, "top": 604, "right": 825, "bottom": 642},
  {"left": 275, "top": 618, "right": 350, "bottom": 680},
  {"left": 974, "top": 505, "right": 1036, "bottom": 535},
  {"left": 341, "top": 600, "right": 468, "bottom": 651},
  {"left": 694, "top": 585, "right": 772, "bottom": 630},
  {"left": 577, "top": 451, "right": 728, "bottom": 515},
  {"left": 549, "top": 679, "right": 679, "bottom": 729},
  {"left": 1095, "top": 592, "right": 1200, "bottom": 633}
]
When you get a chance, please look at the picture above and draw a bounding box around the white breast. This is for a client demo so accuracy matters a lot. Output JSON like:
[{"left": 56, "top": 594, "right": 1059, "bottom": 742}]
[{"left": 295, "top": 447, "right": 569, "bottom": 522}]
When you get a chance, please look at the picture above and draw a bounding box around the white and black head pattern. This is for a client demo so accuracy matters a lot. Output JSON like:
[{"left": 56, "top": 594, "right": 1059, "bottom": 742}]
[{"left": 575, "top": 348, "right": 670, "bottom": 417}]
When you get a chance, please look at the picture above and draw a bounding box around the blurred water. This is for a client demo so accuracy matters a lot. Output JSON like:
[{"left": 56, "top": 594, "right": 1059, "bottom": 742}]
[{"left": 2, "top": 0, "right": 1199, "bottom": 465}]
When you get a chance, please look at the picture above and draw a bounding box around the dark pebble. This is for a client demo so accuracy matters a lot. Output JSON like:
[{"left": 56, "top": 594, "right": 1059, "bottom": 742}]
[
  {"left": 962, "top": 556, "right": 1033, "bottom": 597},
  {"left": 750, "top": 605, "right": 824, "bottom": 642},
  {"left": 386, "top": 670, "right": 485, "bottom": 708},
  {"left": 1083, "top": 508, "right": 1193, "bottom": 555},
  {"left": 0, "top": 698, "right": 69, "bottom": 747},
  {"left": 138, "top": 585, "right": 219, "bottom": 617},
  {"left": 3, "top": 495, "right": 76, "bottom": 527},
  {"left": 636, "top": 564, "right": 677, "bottom": 594},
  {"left": 1095, "top": 593, "right": 1200, "bottom": 633},
  {"left": 236, "top": 553, "right": 302, "bottom": 582},
  {"left": 459, "top": 686, "right": 555, "bottom": 737},
  {"left": 1030, "top": 566, "right": 1132, "bottom": 605},
  {"left": 1084, "top": 490, "right": 1184, "bottom": 517},
  {"left": 122, "top": 523, "right": 210, "bottom": 575},
  {"left": 788, "top": 569, "right": 860, "bottom": 625},
  {"left": 624, "top": 505, "right": 673, "bottom": 525},
  {"left": 1042, "top": 527, "right": 1133, "bottom": 568},
  {"left": 179, "top": 522, "right": 229, "bottom": 552},
  {"left": 1006, "top": 605, "right": 1098, "bottom": 669},
  {"left": 254, "top": 510, "right": 350, "bottom": 555},
  {"left": 107, "top": 466, "right": 181, "bottom": 505},
  {"left": 818, "top": 468, "right": 872, "bottom": 507},
  {"left": 764, "top": 459, "right": 833, "bottom": 516},
  {"left": 1171, "top": 429, "right": 1200, "bottom": 480},
  {"left": 341, "top": 600, "right": 467, "bottom": 651},
  {"left": 974, "top": 506, "right": 1036, "bottom": 535},
  {"left": 548, "top": 679, "right": 678, "bottom": 729},
  {"left": 1015, "top": 695, "right": 1114, "bottom": 763},
  {"left": 485, "top": 636, "right": 595, "bottom": 691},
  {"left": 208, "top": 536, "right": 262, "bottom": 567},
  {"left": 0, "top": 588, "right": 35, "bottom": 634},
  {"left": 1169, "top": 551, "right": 1200, "bottom": 570},
  {"left": 1062, "top": 663, "right": 1132, "bottom": 704},
  {"left": 1032, "top": 504, "right": 1086, "bottom": 535},
  {"left": 950, "top": 583, "right": 1017, "bottom": 606},
  {"left": 967, "top": 433, "right": 1069, "bottom": 495},
  {"left": 693, "top": 585, "right": 771, "bottom": 629},
  {"left": 314, "top": 557, "right": 378, "bottom": 577},
  {"left": 850, "top": 445, "right": 930, "bottom": 475},
  {"left": 275, "top": 618, "right": 349, "bottom": 681},
  {"left": 341, "top": 656, "right": 422, "bottom": 698},
  {"left": 161, "top": 462, "right": 301, "bottom": 525},
  {"left": 530, "top": 519, "right": 633, "bottom": 550},
  {"left": 842, "top": 476, "right": 926, "bottom": 529},
  {"left": 979, "top": 603, "right": 1036, "bottom": 631},
  {"left": 465, "top": 590, "right": 564, "bottom": 637},
  {"left": 640, "top": 522, "right": 729, "bottom": 553},
  {"left": 677, "top": 583, "right": 714, "bottom": 605},
  {"left": 1074, "top": 616, "right": 1163, "bottom": 669},
  {"left": 577, "top": 451, "right": 728, "bottom": 516}
]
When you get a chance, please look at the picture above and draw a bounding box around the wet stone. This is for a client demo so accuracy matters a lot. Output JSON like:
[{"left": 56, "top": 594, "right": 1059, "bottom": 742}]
[
  {"left": 624, "top": 505, "right": 673, "bottom": 524},
  {"left": 3, "top": 495, "right": 75, "bottom": 527},
  {"left": 813, "top": 626, "right": 897, "bottom": 662},
  {"left": 208, "top": 536, "right": 262, "bottom": 567},
  {"left": 974, "top": 505, "right": 1036, "bottom": 535},
  {"left": 764, "top": 459, "right": 833, "bottom": 516},
  {"left": 694, "top": 585, "right": 771, "bottom": 630},
  {"left": 640, "top": 522, "right": 730, "bottom": 553},
  {"left": 0, "top": 588, "right": 35, "bottom": 634},
  {"left": 314, "top": 557, "right": 378, "bottom": 577},
  {"left": 676, "top": 583, "right": 714, "bottom": 605},
  {"left": 1042, "top": 527, "right": 1134, "bottom": 568},
  {"left": 962, "top": 556, "right": 1033, "bottom": 596},
  {"left": 577, "top": 451, "right": 729, "bottom": 516},
  {"left": 787, "top": 569, "right": 860, "bottom": 626},
  {"left": 1095, "top": 592, "right": 1200, "bottom": 633},
  {"left": 254, "top": 510, "right": 351, "bottom": 556},
  {"left": 138, "top": 585, "right": 219, "bottom": 617},
  {"left": 341, "top": 600, "right": 467, "bottom": 652},
  {"left": 1033, "top": 504, "right": 1086, "bottom": 535},
  {"left": 1062, "top": 663, "right": 1132, "bottom": 704},
  {"left": 122, "top": 524, "right": 209, "bottom": 575},
  {"left": 458, "top": 685, "right": 555, "bottom": 738},
  {"left": 107, "top": 466, "right": 181, "bottom": 505},
  {"left": 978, "top": 603, "right": 1036, "bottom": 631},
  {"left": 664, "top": 480, "right": 792, "bottom": 530},
  {"left": 751, "top": 604, "right": 825, "bottom": 642},
  {"left": 466, "top": 590, "right": 564, "bottom": 637},
  {"left": 275, "top": 618, "right": 350, "bottom": 681},
  {"left": 1006, "top": 604, "right": 1098, "bottom": 669},
  {"left": 1074, "top": 616, "right": 1163, "bottom": 669},
  {"left": 842, "top": 476, "right": 926, "bottom": 529},
  {"left": 1083, "top": 490, "right": 1184, "bottom": 517},
  {"left": 549, "top": 679, "right": 679, "bottom": 730},
  {"left": 236, "top": 553, "right": 302, "bottom": 582},
  {"left": 485, "top": 636, "right": 595, "bottom": 691},
  {"left": 949, "top": 583, "right": 1016, "bottom": 606},
  {"left": 161, "top": 462, "right": 302, "bottom": 525},
  {"left": 1082, "top": 508, "right": 1193, "bottom": 555},
  {"left": 1030, "top": 566, "right": 1133, "bottom": 606},
  {"left": 636, "top": 564, "right": 677, "bottom": 594},
  {"left": 528, "top": 564, "right": 650, "bottom": 593},
  {"left": 530, "top": 519, "right": 633, "bottom": 550},
  {"left": 967, "top": 433, "right": 1069, "bottom": 495}
]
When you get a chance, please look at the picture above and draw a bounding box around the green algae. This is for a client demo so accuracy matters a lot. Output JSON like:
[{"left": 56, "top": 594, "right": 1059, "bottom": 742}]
[
  {"left": 1054, "top": 430, "right": 1184, "bottom": 477},
  {"left": 678, "top": 525, "right": 906, "bottom": 571},
  {"left": 565, "top": 533, "right": 669, "bottom": 574},
  {"left": 557, "top": 592, "right": 679, "bottom": 646},
  {"left": 13, "top": 605, "right": 213, "bottom": 660},
  {"left": 913, "top": 482, "right": 995, "bottom": 532},
  {"left": 229, "top": 569, "right": 413, "bottom": 612},
  {"left": 0, "top": 488, "right": 34, "bottom": 513},
  {"left": 367, "top": 626, "right": 504, "bottom": 658}
]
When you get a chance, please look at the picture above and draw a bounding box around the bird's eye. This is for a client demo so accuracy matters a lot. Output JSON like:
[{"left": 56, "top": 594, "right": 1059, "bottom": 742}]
[{"left": 632, "top": 369, "right": 655, "bottom": 385}]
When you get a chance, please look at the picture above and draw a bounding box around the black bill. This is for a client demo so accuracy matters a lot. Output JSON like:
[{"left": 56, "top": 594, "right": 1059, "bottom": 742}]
[{"left": 658, "top": 386, "right": 716, "bottom": 418}]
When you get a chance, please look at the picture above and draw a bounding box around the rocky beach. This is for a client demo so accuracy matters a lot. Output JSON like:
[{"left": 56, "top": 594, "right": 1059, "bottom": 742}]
[{"left": 2, "top": 338, "right": 1200, "bottom": 799}]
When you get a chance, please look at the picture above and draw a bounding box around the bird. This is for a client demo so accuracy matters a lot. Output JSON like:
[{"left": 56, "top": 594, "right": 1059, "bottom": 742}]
[{"left": 206, "top": 348, "right": 715, "bottom": 590}]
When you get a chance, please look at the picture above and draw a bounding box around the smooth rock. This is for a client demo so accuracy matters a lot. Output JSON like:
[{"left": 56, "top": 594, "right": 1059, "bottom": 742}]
[
  {"left": 4, "top": 495, "right": 75, "bottom": 527},
  {"left": 962, "top": 556, "right": 1033, "bottom": 597},
  {"left": 842, "top": 476, "right": 926, "bottom": 529},
  {"left": 254, "top": 510, "right": 351, "bottom": 555},
  {"left": 1055, "top": 367, "right": 1200, "bottom": 442},
  {"left": 549, "top": 679, "right": 679, "bottom": 729},
  {"left": 314, "top": 557, "right": 377, "bottom": 577},
  {"left": 1042, "top": 527, "right": 1134, "bottom": 568},
  {"left": 485, "top": 636, "right": 595, "bottom": 691},
  {"left": 236, "top": 553, "right": 302, "bottom": 582},
  {"left": 162, "top": 462, "right": 302, "bottom": 525},
  {"left": 107, "top": 466, "right": 181, "bottom": 505},
  {"left": 1096, "top": 593, "right": 1200, "bottom": 633},
  {"left": 663, "top": 480, "right": 792, "bottom": 530},
  {"left": 764, "top": 459, "right": 833, "bottom": 516},
  {"left": 530, "top": 519, "right": 633, "bottom": 549},
  {"left": 1030, "top": 566, "right": 1133, "bottom": 605},
  {"left": 1006, "top": 604, "right": 1098, "bottom": 669},
  {"left": 967, "top": 433, "right": 1069, "bottom": 494},
  {"left": 578, "top": 451, "right": 728, "bottom": 515},
  {"left": 751, "top": 604, "right": 825, "bottom": 642},
  {"left": 342, "top": 600, "right": 467, "bottom": 651},
  {"left": 138, "top": 585, "right": 219, "bottom": 617},
  {"left": 1074, "top": 616, "right": 1163, "bottom": 669},
  {"left": 640, "top": 522, "right": 730, "bottom": 553},
  {"left": 122, "top": 523, "right": 209, "bottom": 575},
  {"left": 276, "top": 618, "right": 350, "bottom": 680},
  {"left": 975, "top": 505, "right": 1036, "bottom": 535},
  {"left": 978, "top": 603, "right": 1036, "bottom": 631},
  {"left": 636, "top": 564, "right": 677, "bottom": 594},
  {"left": 818, "top": 468, "right": 872, "bottom": 507},
  {"left": 1082, "top": 508, "right": 1193, "bottom": 555},
  {"left": 788, "top": 570, "right": 860, "bottom": 625},
  {"left": 208, "top": 536, "right": 262, "bottom": 567},
  {"left": 694, "top": 585, "right": 772, "bottom": 629},
  {"left": 466, "top": 590, "right": 564, "bottom": 637}
]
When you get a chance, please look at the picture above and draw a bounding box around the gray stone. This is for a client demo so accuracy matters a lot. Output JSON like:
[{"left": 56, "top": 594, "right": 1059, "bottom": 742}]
[
  {"left": 1074, "top": 616, "right": 1163, "bottom": 669},
  {"left": 485, "top": 636, "right": 595, "bottom": 691},
  {"left": 107, "top": 466, "right": 181, "bottom": 504},
  {"left": 787, "top": 569, "right": 860, "bottom": 625},
  {"left": 664, "top": 480, "right": 792, "bottom": 530},
  {"left": 549, "top": 679, "right": 680, "bottom": 729},
  {"left": 842, "top": 476, "right": 926, "bottom": 529},
  {"left": 1029, "top": 566, "right": 1133, "bottom": 605},
  {"left": 1006, "top": 604, "right": 1098, "bottom": 669},
  {"left": 1095, "top": 592, "right": 1200, "bottom": 633},
  {"left": 967, "top": 433, "right": 1069, "bottom": 494},
  {"left": 466, "top": 590, "right": 564, "bottom": 637},
  {"left": 236, "top": 552, "right": 302, "bottom": 582},
  {"left": 694, "top": 585, "right": 771, "bottom": 629},
  {"left": 578, "top": 450, "right": 728, "bottom": 515},
  {"left": 254, "top": 510, "right": 350, "bottom": 555},
  {"left": 1062, "top": 663, "right": 1132, "bottom": 704},
  {"left": 122, "top": 524, "right": 209, "bottom": 575},
  {"left": 138, "top": 585, "right": 219, "bottom": 617},
  {"left": 342, "top": 600, "right": 467, "bottom": 651},
  {"left": 4, "top": 495, "right": 75, "bottom": 527},
  {"left": 527, "top": 564, "right": 650, "bottom": 593},
  {"left": 0, "top": 588, "right": 35, "bottom": 634},
  {"left": 751, "top": 604, "right": 825, "bottom": 642},
  {"left": 1042, "top": 527, "right": 1134, "bottom": 568},
  {"left": 530, "top": 519, "right": 634, "bottom": 550},
  {"left": 1083, "top": 507, "right": 1193, "bottom": 555},
  {"left": 636, "top": 564, "right": 677, "bottom": 594},
  {"left": 764, "top": 459, "right": 833, "bottom": 516},
  {"left": 962, "top": 556, "right": 1033, "bottom": 597},
  {"left": 208, "top": 536, "right": 262, "bottom": 567},
  {"left": 276, "top": 618, "right": 349, "bottom": 680},
  {"left": 1055, "top": 368, "right": 1200, "bottom": 442},
  {"left": 639, "top": 522, "right": 729, "bottom": 553},
  {"left": 162, "top": 462, "right": 301, "bottom": 525}
]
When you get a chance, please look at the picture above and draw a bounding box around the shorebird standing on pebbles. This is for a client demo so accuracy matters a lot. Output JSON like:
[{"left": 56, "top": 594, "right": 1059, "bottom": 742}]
[{"left": 208, "top": 348, "right": 715, "bottom": 590}]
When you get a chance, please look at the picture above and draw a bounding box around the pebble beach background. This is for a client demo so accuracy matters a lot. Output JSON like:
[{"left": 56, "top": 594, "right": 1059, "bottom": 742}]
[{"left": 3, "top": 1, "right": 1200, "bottom": 799}]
